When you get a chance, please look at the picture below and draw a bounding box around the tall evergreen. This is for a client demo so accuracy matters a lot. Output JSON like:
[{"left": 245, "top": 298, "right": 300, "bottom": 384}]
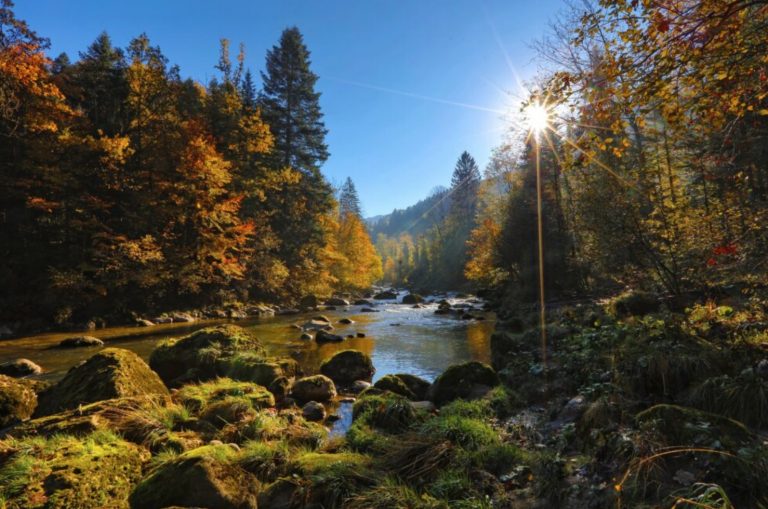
[
  {"left": 258, "top": 27, "right": 334, "bottom": 272},
  {"left": 450, "top": 151, "right": 481, "bottom": 217},
  {"left": 339, "top": 177, "right": 362, "bottom": 218},
  {"left": 258, "top": 27, "right": 331, "bottom": 198}
]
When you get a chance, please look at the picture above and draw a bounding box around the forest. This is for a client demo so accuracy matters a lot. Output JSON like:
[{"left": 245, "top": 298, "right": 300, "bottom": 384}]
[
  {"left": 2, "top": 1, "right": 768, "bottom": 508},
  {"left": 0, "top": 3, "right": 382, "bottom": 331}
]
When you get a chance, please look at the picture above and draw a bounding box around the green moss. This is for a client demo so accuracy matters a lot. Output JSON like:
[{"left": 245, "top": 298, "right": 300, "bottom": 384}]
[
  {"left": 425, "top": 468, "right": 474, "bottom": 501},
  {"left": 34, "top": 348, "right": 169, "bottom": 417},
  {"left": 353, "top": 391, "right": 419, "bottom": 433},
  {"left": 149, "top": 325, "right": 265, "bottom": 387},
  {"left": 0, "top": 430, "right": 149, "bottom": 509},
  {"left": 418, "top": 414, "right": 499, "bottom": 451},
  {"left": 0, "top": 375, "right": 37, "bottom": 427},
  {"left": 175, "top": 378, "right": 274, "bottom": 414},
  {"left": 373, "top": 375, "right": 417, "bottom": 400},
  {"left": 128, "top": 444, "right": 258, "bottom": 509},
  {"left": 345, "top": 477, "right": 448, "bottom": 509},
  {"left": 290, "top": 452, "right": 375, "bottom": 508}
]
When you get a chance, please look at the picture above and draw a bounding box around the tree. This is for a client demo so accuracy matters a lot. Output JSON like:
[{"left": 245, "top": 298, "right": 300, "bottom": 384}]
[
  {"left": 339, "top": 177, "right": 362, "bottom": 217},
  {"left": 450, "top": 151, "right": 481, "bottom": 217}
]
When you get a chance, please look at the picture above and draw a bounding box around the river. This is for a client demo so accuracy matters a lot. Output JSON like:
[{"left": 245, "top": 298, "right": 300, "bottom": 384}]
[{"left": 0, "top": 295, "right": 495, "bottom": 385}]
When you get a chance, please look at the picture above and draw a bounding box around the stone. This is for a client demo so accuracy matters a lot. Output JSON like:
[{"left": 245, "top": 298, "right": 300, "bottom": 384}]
[
  {"left": 300, "top": 332, "right": 313, "bottom": 340},
  {"left": 320, "top": 350, "right": 375, "bottom": 386},
  {"left": 3, "top": 432, "right": 148, "bottom": 509},
  {"left": 373, "top": 374, "right": 416, "bottom": 399},
  {"left": 356, "top": 332, "right": 366, "bottom": 338},
  {"left": 351, "top": 380, "right": 372, "bottom": 394},
  {"left": 312, "top": 315, "right": 331, "bottom": 323},
  {"left": 136, "top": 318, "right": 155, "bottom": 327},
  {"left": 299, "top": 294, "right": 318, "bottom": 309},
  {"left": 361, "top": 307, "right": 380, "bottom": 313},
  {"left": 430, "top": 361, "right": 500, "bottom": 406},
  {"left": 559, "top": 395, "right": 587, "bottom": 423},
  {"left": 401, "top": 293, "right": 424, "bottom": 304},
  {"left": 129, "top": 445, "right": 258, "bottom": 509},
  {"left": 338, "top": 318, "right": 354, "bottom": 325},
  {"left": 0, "top": 358, "right": 43, "bottom": 377},
  {"left": 315, "top": 330, "right": 344, "bottom": 343},
  {"left": 58, "top": 335, "right": 104, "bottom": 348},
  {"left": 291, "top": 375, "right": 337, "bottom": 403},
  {"left": 393, "top": 373, "right": 431, "bottom": 400},
  {"left": 302, "top": 320, "right": 334, "bottom": 332},
  {"left": 35, "top": 348, "right": 169, "bottom": 417},
  {"left": 149, "top": 325, "right": 265, "bottom": 387},
  {"left": 410, "top": 400, "right": 437, "bottom": 413},
  {"left": 302, "top": 401, "right": 326, "bottom": 421},
  {"left": 171, "top": 312, "right": 196, "bottom": 323},
  {"left": 325, "top": 297, "right": 350, "bottom": 306},
  {"left": 373, "top": 290, "right": 398, "bottom": 300},
  {"left": 354, "top": 299, "right": 373, "bottom": 306},
  {"left": 152, "top": 315, "right": 174, "bottom": 324},
  {"left": 0, "top": 374, "right": 38, "bottom": 427}
]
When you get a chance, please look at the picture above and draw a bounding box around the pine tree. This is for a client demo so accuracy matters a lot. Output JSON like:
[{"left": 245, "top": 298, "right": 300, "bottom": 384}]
[
  {"left": 258, "top": 27, "right": 330, "bottom": 182},
  {"left": 450, "top": 151, "right": 481, "bottom": 217},
  {"left": 339, "top": 177, "right": 362, "bottom": 218}
]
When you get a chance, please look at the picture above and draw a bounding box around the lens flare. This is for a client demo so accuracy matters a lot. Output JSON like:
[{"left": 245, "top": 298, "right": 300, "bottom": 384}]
[{"left": 525, "top": 102, "right": 550, "bottom": 136}]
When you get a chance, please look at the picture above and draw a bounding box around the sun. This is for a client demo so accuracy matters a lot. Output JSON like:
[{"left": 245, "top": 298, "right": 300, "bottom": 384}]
[{"left": 524, "top": 101, "right": 550, "bottom": 137}]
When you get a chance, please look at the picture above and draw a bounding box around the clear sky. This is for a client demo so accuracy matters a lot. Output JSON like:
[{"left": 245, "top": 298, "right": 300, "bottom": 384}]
[{"left": 16, "top": 0, "right": 564, "bottom": 216}]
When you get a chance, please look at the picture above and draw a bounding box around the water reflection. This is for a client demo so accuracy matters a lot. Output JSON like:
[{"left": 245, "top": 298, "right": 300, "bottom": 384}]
[{"left": 1, "top": 300, "right": 495, "bottom": 383}]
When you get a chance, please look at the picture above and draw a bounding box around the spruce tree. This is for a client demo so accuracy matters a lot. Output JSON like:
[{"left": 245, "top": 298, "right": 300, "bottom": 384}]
[
  {"left": 339, "top": 177, "right": 362, "bottom": 218},
  {"left": 450, "top": 151, "right": 481, "bottom": 217}
]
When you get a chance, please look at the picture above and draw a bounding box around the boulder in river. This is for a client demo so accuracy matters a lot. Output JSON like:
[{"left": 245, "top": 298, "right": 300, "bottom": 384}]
[
  {"left": 0, "top": 358, "right": 43, "bottom": 377},
  {"left": 325, "top": 297, "right": 350, "bottom": 306},
  {"left": 373, "top": 374, "right": 417, "bottom": 399},
  {"left": 312, "top": 315, "right": 331, "bottom": 323},
  {"left": 373, "top": 290, "right": 398, "bottom": 300},
  {"left": 58, "top": 335, "right": 104, "bottom": 348},
  {"left": 299, "top": 294, "right": 318, "bottom": 309},
  {"left": 291, "top": 375, "right": 337, "bottom": 403},
  {"left": 136, "top": 318, "right": 155, "bottom": 327},
  {"left": 361, "top": 307, "right": 380, "bottom": 313},
  {"left": 302, "top": 320, "right": 334, "bottom": 332},
  {"left": 320, "top": 350, "right": 375, "bottom": 386},
  {"left": 129, "top": 444, "right": 258, "bottom": 509},
  {"left": 302, "top": 401, "right": 326, "bottom": 421},
  {"left": 315, "top": 330, "right": 344, "bottom": 343},
  {"left": 401, "top": 293, "right": 424, "bottom": 304},
  {"left": 300, "top": 332, "right": 313, "bottom": 340},
  {"left": 430, "top": 361, "right": 500, "bottom": 406},
  {"left": 152, "top": 315, "right": 174, "bottom": 324},
  {"left": 354, "top": 299, "right": 373, "bottom": 306},
  {"left": 149, "top": 325, "right": 265, "bottom": 387},
  {"left": 0, "top": 374, "right": 38, "bottom": 427},
  {"left": 338, "top": 318, "right": 354, "bottom": 325},
  {"left": 35, "top": 348, "right": 169, "bottom": 417}
]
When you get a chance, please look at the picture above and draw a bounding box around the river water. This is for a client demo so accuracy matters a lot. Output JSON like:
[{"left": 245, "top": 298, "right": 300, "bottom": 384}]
[{"left": 0, "top": 296, "right": 494, "bottom": 385}]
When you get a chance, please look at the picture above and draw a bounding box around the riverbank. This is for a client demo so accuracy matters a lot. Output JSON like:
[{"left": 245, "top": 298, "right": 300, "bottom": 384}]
[{"left": 1, "top": 290, "right": 767, "bottom": 508}]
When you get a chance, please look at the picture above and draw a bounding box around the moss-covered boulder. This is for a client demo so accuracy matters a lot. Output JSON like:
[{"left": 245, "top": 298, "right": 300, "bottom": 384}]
[
  {"left": 0, "top": 430, "right": 149, "bottom": 509},
  {"left": 176, "top": 378, "right": 275, "bottom": 414},
  {"left": 149, "top": 325, "right": 265, "bottom": 387},
  {"left": 319, "top": 350, "right": 375, "bottom": 386},
  {"left": 393, "top": 373, "right": 431, "bottom": 400},
  {"left": 430, "top": 361, "right": 500, "bottom": 406},
  {"left": 129, "top": 444, "right": 259, "bottom": 509},
  {"left": 35, "top": 348, "right": 169, "bottom": 417},
  {"left": 373, "top": 374, "right": 417, "bottom": 399},
  {"left": 0, "top": 374, "right": 37, "bottom": 427},
  {"left": 291, "top": 375, "right": 337, "bottom": 403}
]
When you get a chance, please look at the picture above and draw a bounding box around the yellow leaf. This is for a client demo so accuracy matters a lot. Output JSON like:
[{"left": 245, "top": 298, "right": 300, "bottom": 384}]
[{"left": 759, "top": 109, "right": 768, "bottom": 116}]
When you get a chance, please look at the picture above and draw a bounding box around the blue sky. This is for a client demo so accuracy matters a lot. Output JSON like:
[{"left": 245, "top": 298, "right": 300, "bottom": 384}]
[{"left": 17, "top": 0, "right": 564, "bottom": 216}]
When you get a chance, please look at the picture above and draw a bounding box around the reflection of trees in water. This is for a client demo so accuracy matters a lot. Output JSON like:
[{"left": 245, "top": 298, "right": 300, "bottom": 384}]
[{"left": 466, "top": 320, "right": 494, "bottom": 365}]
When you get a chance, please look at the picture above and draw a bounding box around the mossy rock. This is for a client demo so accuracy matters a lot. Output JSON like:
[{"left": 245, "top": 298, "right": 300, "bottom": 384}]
[
  {"left": 352, "top": 391, "right": 419, "bottom": 433},
  {"left": 393, "top": 373, "right": 431, "bottom": 400},
  {"left": 430, "top": 361, "right": 500, "bottom": 406},
  {"left": 34, "top": 348, "right": 169, "bottom": 417},
  {"left": 293, "top": 451, "right": 372, "bottom": 475},
  {"left": 176, "top": 378, "right": 275, "bottom": 414},
  {"left": 373, "top": 375, "right": 417, "bottom": 399},
  {"left": 129, "top": 444, "right": 258, "bottom": 509},
  {"left": 0, "top": 430, "right": 149, "bottom": 509},
  {"left": 149, "top": 325, "right": 265, "bottom": 387},
  {"left": 401, "top": 293, "right": 424, "bottom": 304},
  {"left": 0, "top": 374, "right": 38, "bottom": 427},
  {"left": 6, "top": 396, "right": 164, "bottom": 440},
  {"left": 225, "top": 359, "right": 285, "bottom": 387},
  {"left": 290, "top": 375, "right": 337, "bottom": 403},
  {"left": 319, "top": 350, "right": 375, "bottom": 386}
]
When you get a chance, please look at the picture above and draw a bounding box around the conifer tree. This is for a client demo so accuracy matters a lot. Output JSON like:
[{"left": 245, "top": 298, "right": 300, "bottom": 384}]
[{"left": 339, "top": 177, "right": 362, "bottom": 218}]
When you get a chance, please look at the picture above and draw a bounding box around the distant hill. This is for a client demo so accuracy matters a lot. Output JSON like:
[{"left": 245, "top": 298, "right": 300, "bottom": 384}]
[{"left": 367, "top": 188, "right": 450, "bottom": 239}]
